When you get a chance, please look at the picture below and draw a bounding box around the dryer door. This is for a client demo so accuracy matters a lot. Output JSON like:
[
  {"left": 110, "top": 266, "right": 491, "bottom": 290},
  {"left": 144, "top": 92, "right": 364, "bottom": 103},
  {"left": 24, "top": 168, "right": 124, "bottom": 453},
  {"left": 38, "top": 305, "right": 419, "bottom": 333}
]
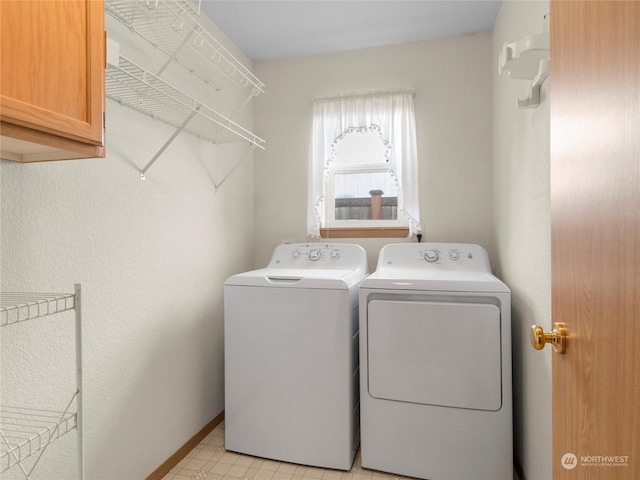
[{"left": 367, "top": 299, "right": 502, "bottom": 411}]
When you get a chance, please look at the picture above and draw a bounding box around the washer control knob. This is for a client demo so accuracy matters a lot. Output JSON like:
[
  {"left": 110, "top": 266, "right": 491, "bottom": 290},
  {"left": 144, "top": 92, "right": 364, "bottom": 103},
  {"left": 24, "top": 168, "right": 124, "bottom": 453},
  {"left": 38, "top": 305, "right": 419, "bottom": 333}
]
[
  {"left": 309, "top": 249, "right": 321, "bottom": 261},
  {"left": 424, "top": 250, "right": 439, "bottom": 262},
  {"left": 330, "top": 250, "right": 340, "bottom": 260},
  {"left": 449, "top": 251, "right": 459, "bottom": 261},
  {"left": 292, "top": 250, "right": 301, "bottom": 259}
]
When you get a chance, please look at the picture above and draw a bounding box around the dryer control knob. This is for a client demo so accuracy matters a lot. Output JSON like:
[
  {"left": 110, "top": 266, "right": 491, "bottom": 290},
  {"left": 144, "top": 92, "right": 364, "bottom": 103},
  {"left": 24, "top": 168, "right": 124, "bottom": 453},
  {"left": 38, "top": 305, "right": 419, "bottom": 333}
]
[{"left": 424, "top": 250, "right": 439, "bottom": 262}]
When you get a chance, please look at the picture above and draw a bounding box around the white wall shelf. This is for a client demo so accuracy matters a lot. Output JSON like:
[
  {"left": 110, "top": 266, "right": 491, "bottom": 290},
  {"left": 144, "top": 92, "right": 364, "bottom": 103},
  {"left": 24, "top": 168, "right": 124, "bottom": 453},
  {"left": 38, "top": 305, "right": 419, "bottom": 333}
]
[
  {"left": 499, "top": 14, "right": 550, "bottom": 108},
  {"left": 0, "top": 285, "right": 83, "bottom": 479},
  {"left": 106, "top": 53, "right": 265, "bottom": 180},
  {"left": 106, "top": 53, "right": 265, "bottom": 149},
  {"left": 105, "top": 0, "right": 266, "bottom": 182},
  {"left": 105, "top": 0, "right": 264, "bottom": 96}
]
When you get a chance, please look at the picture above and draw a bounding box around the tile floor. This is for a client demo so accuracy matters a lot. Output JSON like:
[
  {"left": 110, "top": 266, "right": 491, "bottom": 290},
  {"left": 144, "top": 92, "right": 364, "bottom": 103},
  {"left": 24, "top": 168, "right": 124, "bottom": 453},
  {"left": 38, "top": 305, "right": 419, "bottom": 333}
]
[{"left": 161, "top": 422, "right": 406, "bottom": 480}]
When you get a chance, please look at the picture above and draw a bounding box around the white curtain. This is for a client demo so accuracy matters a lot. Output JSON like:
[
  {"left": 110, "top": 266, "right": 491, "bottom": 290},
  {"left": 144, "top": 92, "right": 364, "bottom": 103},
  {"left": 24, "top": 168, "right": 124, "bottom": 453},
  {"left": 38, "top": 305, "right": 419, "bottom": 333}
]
[{"left": 307, "top": 89, "right": 421, "bottom": 237}]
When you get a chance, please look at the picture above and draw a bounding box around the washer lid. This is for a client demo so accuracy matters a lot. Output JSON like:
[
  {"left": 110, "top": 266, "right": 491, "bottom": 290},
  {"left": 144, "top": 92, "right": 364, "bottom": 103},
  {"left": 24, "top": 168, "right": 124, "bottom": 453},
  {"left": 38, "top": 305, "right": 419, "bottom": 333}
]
[
  {"left": 225, "top": 243, "right": 368, "bottom": 289},
  {"left": 225, "top": 267, "right": 365, "bottom": 289}
]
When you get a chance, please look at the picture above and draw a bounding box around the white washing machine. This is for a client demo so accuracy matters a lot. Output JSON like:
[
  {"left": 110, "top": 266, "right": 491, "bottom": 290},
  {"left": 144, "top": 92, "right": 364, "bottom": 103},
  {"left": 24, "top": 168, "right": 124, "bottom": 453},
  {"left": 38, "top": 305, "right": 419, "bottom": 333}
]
[
  {"left": 359, "top": 243, "right": 512, "bottom": 480},
  {"left": 224, "top": 243, "right": 368, "bottom": 470}
]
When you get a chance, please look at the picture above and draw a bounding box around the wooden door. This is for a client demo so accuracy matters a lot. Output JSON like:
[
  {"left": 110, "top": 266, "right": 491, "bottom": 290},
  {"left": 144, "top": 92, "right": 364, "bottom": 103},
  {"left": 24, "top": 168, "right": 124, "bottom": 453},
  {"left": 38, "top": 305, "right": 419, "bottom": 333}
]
[
  {"left": 550, "top": 1, "right": 640, "bottom": 479},
  {"left": 0, "top": 0, "right": 104, "bottom": 157}
]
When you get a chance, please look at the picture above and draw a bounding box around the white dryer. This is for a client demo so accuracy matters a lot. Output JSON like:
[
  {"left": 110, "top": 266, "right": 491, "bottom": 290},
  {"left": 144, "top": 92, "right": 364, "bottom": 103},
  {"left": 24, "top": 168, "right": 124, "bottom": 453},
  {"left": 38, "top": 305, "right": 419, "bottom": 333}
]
[
  {"left": 224, "top": 243, "right": 368, "bottom": 470},
  {"left": 359, "top": 243, "right": 512, "bottom": 480}
]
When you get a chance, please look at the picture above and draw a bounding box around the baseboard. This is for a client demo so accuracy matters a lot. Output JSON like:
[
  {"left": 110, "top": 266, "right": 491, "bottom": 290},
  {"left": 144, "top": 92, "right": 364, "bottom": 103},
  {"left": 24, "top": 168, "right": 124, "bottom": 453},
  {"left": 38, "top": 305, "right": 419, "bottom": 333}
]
[{"left": 146, "top": 410, "right": 225, "bottom": 480}]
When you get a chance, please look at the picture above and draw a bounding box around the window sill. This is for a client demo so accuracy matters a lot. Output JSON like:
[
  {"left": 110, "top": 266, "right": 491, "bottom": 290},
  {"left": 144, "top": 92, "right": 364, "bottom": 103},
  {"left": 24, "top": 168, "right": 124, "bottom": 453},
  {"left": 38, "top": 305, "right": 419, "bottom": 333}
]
[{"left": 320, "top": 227, "right": 409, "bottom": 238}]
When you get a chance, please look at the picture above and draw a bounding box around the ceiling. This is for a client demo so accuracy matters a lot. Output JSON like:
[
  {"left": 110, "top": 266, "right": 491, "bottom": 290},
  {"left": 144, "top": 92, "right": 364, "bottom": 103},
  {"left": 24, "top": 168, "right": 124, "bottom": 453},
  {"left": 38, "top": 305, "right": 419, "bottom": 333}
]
[{"left": 199, "top": 1, "right": 503, "bottom": 61}]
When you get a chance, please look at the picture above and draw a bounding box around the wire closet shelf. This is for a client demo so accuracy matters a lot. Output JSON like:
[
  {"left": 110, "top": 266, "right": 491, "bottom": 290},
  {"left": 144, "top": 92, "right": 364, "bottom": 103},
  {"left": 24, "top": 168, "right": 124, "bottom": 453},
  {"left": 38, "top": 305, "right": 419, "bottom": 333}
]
[
  {"left": 0, "top": 285, "right": 84, "bottom": 480},
  {"left": 106, "top": 54, "right": 266, "bottom": 150},
  {"left": 105, "top": 0, "right": 266, "bottom": 180},
  {"left": 105, "top": 0, "right": 265, "bottom": 94}
]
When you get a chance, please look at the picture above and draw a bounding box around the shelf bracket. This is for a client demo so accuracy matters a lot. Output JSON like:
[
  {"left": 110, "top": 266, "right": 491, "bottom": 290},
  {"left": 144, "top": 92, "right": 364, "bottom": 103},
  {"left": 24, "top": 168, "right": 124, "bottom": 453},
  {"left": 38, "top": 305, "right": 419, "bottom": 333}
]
[
  {"left": 229, "top": 87, "right": 262, "bottom": 122},
  {"left": 140, "top": 105, "right": 201, "bottom": 180},
  {"left": 214, "top": 143, "right": 257, "bottom": 192},
  {"left": 516, "top": 58, "right": 549, "bottom": 108},
  {"left": 498, "top": 13, "right": 550, "bottom": 109},
  {"left": 156, "top": 29, "right": 195, "bottom": 78}
]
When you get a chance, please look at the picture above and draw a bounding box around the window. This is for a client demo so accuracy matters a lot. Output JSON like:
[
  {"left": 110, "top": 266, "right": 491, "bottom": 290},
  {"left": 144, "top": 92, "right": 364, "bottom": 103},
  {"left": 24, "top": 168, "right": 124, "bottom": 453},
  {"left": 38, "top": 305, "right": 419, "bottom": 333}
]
[
  {"left": 329, "top": 125, "right": 398, "bottom": 223},
  {"left": 307, "top": 90, "right": 421, "bottom": 238}
]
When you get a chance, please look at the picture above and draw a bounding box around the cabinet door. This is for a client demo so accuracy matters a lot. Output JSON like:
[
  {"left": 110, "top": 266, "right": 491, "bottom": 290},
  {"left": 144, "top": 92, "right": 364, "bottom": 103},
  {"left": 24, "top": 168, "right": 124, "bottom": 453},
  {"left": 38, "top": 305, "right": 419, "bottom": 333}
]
[{"left": 0, "top": 0, "right": 105, "bottom": 161}]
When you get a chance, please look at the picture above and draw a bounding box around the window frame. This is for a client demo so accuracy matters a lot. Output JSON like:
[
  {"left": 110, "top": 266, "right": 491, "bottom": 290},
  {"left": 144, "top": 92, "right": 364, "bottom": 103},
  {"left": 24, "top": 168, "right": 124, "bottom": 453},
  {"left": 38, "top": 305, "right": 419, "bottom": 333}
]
[
  {"left": 308, "top": 90, "right": 421, "bottom": 239},
  {"left": 319, "top": 226, "right": 409, "bottom": 239},
  {"left": 324, "top": 125, "right": 405, "bottom": 234}
]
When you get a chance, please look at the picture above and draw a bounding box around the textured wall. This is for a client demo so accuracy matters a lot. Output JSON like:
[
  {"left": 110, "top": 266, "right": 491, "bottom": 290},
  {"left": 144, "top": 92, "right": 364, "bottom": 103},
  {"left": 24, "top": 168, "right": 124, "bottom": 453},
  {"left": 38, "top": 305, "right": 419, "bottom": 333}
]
[
  {"left": 252, "top": 33, "right": 495, "bottom": 273},
  {"left": 0, "top": 13, "right": 256, "bottom": 480},
  {"left": 492, "top": 2, "right": 552, "bottom": 479},
  {"left": 0, "top": 3, "right": 553, "bottom": 478}
]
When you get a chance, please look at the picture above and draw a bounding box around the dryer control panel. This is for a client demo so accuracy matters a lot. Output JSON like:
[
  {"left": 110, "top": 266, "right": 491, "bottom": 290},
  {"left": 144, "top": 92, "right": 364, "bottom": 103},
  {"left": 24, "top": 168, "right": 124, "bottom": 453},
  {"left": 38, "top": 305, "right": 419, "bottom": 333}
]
[
  {"left": 420, "top": 247, "right": 467, "bottom": 264},
  {"left": 378, "top": 243, "right": 493, "bottom": 273},
  {"left": 268, "top": 243, "right": 368, "bottom": 272}
]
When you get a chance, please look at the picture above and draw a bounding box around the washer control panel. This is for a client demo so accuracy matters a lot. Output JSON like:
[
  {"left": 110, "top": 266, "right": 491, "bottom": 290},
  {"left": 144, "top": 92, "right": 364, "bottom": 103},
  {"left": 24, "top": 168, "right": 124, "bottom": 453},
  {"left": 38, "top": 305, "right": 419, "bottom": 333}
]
[
  {"left": 268, "top": 243, "right": 367, "bottom": 271},
  {"left": 423, "top": 250, "right": 439, "bottom": 263},
  {"left": 378, "top": 243, "right": 492, "bottom": 273},
  {"left": 290, "top": 245, "right": 340, "bottom": 263}
]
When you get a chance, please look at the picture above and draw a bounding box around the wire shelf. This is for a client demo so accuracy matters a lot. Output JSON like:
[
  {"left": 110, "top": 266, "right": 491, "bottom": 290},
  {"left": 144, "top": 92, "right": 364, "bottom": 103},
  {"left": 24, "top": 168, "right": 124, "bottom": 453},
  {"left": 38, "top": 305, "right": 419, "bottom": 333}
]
[
  {"left": 0, "top": 292, "right": 75, "bottom": 328},
  {"left": 106, "top": 0, "right": 265, "bottom": 94},
  {"left": 106, "top": 54, "right": 266, "bottom": 149},
  {"left": 0, "top": 405, "right": 77, "bottom": 473},
  {"left": 1, "top": 285, "right": 83, "bottom": 478}
]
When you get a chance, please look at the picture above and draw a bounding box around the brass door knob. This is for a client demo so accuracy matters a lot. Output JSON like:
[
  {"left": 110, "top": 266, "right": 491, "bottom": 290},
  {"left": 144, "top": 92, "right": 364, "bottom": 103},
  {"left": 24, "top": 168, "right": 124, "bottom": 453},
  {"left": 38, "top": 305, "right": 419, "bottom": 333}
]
[{"left": 530, "top": 323, "right": 567, "bottom": 354}]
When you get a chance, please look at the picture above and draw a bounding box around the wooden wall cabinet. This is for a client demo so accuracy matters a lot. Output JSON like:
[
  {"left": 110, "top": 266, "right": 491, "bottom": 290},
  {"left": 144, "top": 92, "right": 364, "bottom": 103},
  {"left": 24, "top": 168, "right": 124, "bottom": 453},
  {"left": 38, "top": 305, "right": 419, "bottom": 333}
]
[{"left": 0, "top": 0, "right": 105, "bottom": 162}]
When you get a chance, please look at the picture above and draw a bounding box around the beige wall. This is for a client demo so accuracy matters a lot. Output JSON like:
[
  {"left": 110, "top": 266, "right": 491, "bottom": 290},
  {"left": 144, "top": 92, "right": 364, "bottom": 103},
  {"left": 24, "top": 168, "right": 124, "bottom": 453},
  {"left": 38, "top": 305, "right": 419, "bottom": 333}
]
[
  {"left": 0, "top": 2, "right": 553, "bottom": 478},
  {"left": 252, "top": 33, "right": 495, "bottom": 272},
  {"left": 254, "top": 2, "right": 552, "bottom": 478},
  {"left": 493, "top": 2, "right": 552, "bottom": 479},
  {"left": 0, "top": 13, "right": 254, "bottom": 480}
]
